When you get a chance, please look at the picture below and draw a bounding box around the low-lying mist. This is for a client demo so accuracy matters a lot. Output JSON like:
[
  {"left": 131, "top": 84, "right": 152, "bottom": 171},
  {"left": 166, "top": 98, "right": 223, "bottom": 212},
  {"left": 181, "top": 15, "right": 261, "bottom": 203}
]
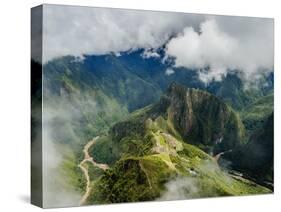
[
  {"left": 42, "top": 79, "right": 104, "bottom": 207},
  {"left": 158, "top": 160, "right": 234, "bottom": 201},
  {"left": 42, "top": 94, "right": 85, "bottom": 208}
]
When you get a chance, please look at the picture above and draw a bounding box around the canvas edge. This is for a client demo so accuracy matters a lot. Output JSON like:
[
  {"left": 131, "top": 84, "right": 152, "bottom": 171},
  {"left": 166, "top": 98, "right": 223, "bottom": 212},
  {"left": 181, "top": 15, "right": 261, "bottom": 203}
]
[{"left": 31, "top": 4, "right": 43, "bottom": 208}]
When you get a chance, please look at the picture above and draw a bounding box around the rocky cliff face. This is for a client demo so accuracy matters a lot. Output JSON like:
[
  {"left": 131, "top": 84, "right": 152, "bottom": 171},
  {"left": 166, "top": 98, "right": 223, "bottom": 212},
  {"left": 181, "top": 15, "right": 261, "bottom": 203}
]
[
  {"left": 106, "top": 83, "right": 245, "bottom": 155},
  {"left": 163, "top": 83, "right": 245, "bottom": 154}
]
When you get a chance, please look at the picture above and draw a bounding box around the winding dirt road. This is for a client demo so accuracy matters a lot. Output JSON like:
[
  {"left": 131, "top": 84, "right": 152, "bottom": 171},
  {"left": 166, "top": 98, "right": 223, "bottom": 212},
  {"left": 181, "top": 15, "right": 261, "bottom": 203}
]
[{"left": 78, "top": 136, "right": 109, "bottom": 205}]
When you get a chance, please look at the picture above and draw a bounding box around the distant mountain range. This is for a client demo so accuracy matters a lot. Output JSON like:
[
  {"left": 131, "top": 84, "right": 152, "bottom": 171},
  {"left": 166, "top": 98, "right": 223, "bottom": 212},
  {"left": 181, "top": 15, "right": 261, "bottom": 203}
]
[{"left": 44, "top": 49, "right": 273, "bottom": 111}]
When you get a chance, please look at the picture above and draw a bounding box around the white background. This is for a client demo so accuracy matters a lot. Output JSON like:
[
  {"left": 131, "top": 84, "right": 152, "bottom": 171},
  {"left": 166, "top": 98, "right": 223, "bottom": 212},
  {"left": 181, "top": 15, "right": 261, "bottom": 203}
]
[{"left": 0, "top": 0, "right": 280, "bottom": 211}]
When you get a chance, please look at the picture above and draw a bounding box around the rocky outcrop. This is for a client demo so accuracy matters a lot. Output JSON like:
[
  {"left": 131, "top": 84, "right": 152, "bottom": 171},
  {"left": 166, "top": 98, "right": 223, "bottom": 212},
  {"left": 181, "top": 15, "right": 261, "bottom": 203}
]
[{"left": 164, "top": 83, "right": 245, "bottom": 153}]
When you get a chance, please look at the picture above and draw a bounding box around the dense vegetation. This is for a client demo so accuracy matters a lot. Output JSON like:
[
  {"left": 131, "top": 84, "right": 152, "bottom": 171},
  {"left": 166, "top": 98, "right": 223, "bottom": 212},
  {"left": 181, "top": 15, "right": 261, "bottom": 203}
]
[
  {"left": 224, "top": 113, "right": 274, "bottom": 185},
  {"left": 85, "top": 84, "right": 271, "bottom": 203},
  {"left": 40, "top": 49, "right": 273, "bottom": 205}
]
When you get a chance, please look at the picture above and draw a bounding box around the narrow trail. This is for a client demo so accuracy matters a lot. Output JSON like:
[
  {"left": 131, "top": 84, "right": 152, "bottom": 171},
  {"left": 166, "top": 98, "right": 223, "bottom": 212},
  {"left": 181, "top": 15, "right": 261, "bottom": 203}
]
[{"left": 78, "top": 136, "right": 109, "bottom": 205}]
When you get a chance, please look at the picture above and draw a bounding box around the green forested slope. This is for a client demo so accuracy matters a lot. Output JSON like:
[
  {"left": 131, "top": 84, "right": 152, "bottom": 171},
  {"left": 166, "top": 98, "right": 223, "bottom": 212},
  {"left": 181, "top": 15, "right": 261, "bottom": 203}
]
[
  {"left": 83, "top": 84, "right": 270, "bottom": 204},
  {"left": 39, "top": 51, "right": 273, "bottom": 205}
]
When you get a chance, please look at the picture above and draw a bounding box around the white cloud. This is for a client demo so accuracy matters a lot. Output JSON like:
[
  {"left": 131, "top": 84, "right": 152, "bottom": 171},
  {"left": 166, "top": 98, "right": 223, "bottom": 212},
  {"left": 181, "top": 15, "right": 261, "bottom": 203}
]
[
  {"left": 165, "top": 68, "right": 175, "bottom": 76},
  {"left": 165, "top": 18, "right": 274, "bottom": 83},
  {"left": 42, "top": 96, "right": 83, "bottom": 208},
  {"left": 158, "top": 177, "right": 199, "bottom": 201},
  {"left": 41, "top": 5, "right": 274, "bottom": 83},
  {"left": 141, "top": 49, "right": 160, "bottom": 59},
  {"left": 42, "top": 5, "right": 204, "bottom": 63}
]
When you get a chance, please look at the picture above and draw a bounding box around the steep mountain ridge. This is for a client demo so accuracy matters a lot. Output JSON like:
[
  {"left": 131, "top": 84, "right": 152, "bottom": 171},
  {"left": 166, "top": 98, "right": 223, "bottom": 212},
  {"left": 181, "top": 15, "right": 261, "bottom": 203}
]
[
  {"left": 166, "top": 83, "right": 245, "bottom": 153},
  {"left": 240, "top": 92, "right": 273, "bottom": 133},
  {"left": 224, "top": 113, "right": 274, "bottom": 184},
  {"left": 84, "top": 84, "right": 270, "bottom": 204},
  {"left": 91, "top": 83, "right": 245, "bottom": 164}
]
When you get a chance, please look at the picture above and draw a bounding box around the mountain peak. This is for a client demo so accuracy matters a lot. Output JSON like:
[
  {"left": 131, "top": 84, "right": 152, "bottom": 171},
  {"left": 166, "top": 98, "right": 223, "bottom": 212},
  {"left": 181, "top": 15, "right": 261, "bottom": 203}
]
[
  {"left": 163, "top": 83, "right": 245, "bottom": 153},
  {"left": 167, "top": 82, "right": 211, "bottom": 100}
]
